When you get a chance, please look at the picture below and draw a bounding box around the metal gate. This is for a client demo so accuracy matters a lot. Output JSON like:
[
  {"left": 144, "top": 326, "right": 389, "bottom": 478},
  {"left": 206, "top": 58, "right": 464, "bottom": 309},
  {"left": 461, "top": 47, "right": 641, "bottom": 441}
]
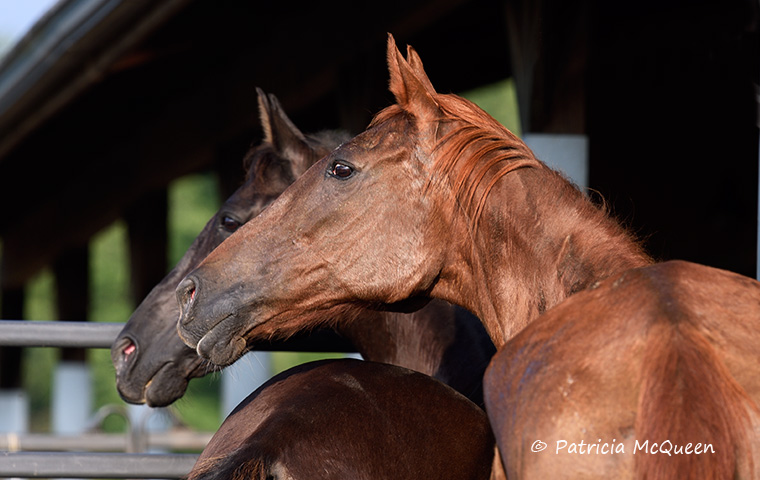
[{"left": 0, "top": 320, "right": 206, "bottom": 478}]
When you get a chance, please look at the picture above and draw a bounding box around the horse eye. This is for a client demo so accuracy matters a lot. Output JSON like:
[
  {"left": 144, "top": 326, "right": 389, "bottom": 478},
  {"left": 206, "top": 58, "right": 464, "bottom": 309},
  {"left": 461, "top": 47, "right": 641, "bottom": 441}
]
[
  {"left": 221, "top": 215, "right": 242, "bottom": 233},
  {"left": 329, "top": 161, "right": 354, "bottom": 179}
]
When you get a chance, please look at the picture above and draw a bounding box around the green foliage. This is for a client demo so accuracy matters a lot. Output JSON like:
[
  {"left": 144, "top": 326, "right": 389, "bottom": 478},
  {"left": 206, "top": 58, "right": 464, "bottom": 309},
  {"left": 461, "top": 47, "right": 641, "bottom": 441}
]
[
  {"left": 171, "top": 374, "right": 224, "bottom": 432},
  {"left": 460, "top": 77, "right": 522, "bottom": 136},
  {"left": 271, "top": 351, "right": 349, "bottom": 376},
  {"left": 168, "top": 174, "right": 221, "bottom": 267},
  {"left": 23, "top": 270, "right": 57, "bottom": 431}
]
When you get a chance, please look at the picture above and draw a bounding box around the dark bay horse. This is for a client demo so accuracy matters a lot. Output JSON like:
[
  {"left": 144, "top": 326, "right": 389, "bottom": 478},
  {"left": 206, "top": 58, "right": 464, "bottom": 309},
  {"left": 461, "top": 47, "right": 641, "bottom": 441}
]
[
  {"left": 112, "top": 88, "right": 493, "bottom": 407},
  {"left": 187, "top": 359, "right": 495, "bottom": 480},
  {"left": 176, "top": 36, "right": 759, "bottom": 478}
]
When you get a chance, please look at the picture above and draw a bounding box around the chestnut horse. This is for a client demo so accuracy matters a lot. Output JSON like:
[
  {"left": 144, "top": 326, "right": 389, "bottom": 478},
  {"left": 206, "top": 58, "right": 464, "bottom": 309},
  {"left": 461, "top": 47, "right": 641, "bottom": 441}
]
[
  {"left": 176, "top": 36, "right": 759, "bottom": 478},
  {"left": 187, "top": 359, "right": 495, "bottom": 480},
  {"left": 485, "top": 260, "right": 760, "bottom": 479},
  {"left": 111, "top": 88, "right": 493, "bottom": 407}
]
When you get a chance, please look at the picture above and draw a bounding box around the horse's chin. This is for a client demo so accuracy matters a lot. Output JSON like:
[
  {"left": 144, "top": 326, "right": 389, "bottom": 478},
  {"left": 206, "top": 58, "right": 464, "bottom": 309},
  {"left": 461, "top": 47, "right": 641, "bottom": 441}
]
[
  {"left": 116, "top": 381, "right": 147, "bottom": 405},
  {"left": 142, "top": 362, "right": 191, "bottom": 407},
  {"left": 196, "top": 326, "right": 248, "bottom": 367}
]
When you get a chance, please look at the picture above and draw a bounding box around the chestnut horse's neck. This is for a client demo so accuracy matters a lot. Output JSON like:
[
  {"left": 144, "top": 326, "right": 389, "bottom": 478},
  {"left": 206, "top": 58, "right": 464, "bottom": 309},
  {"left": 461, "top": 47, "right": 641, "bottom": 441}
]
[
  {"left": 423, "top": 112, "right": 651, "bottom": 347},
  {"left": 378, "top": 45, "right": 651, "bottom": 348}
]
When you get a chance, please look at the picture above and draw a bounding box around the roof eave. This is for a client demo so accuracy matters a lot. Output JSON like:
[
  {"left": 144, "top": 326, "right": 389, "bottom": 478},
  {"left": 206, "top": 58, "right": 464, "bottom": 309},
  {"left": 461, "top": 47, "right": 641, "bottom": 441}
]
[{"left": 0, "top": 0, "right": 189, "bottom": 159}]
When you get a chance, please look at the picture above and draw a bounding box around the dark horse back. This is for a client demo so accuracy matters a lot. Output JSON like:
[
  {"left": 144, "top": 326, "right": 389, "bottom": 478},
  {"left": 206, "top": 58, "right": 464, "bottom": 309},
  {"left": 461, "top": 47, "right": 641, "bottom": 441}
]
[{"left": 188, "top": 359, "right": 495, "bottom": 480}]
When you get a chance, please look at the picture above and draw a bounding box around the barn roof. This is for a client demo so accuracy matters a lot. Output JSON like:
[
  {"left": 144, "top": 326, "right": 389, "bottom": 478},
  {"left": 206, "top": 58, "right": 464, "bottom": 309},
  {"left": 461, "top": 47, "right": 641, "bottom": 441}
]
[
  {"left": 0, "top": 0, "right": 758, "bottom": 299},
  {"left": 0, "top": 0, "right": 190, "bottom": 159}
]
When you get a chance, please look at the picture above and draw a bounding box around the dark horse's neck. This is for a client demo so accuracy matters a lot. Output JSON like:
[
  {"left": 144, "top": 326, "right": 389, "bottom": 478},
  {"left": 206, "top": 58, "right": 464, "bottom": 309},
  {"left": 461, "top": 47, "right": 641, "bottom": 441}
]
[
  {"left": 436, "top": 162, "right": 652, "bottom": 348},
  {"left": 335, "top": 302, "right": 495, "bottom": 406}
]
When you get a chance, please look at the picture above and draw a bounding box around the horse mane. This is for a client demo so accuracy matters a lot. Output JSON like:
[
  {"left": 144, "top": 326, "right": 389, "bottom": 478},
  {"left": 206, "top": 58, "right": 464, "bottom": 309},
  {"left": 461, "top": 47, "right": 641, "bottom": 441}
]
[{"left": 370, "top": 93, "right": 543, "bottom": 228}]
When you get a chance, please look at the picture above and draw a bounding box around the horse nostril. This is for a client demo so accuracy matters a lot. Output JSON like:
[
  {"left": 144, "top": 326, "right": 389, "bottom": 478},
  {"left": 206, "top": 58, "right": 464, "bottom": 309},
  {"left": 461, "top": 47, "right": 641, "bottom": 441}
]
[
  {"left": 123, "top": 340, "right": 136, "bottom": 357},
  {"left": 111, "top": 336, "right": 138, "bottom": 373},
  {"left": 177, "top": 277, "right": 198, "bottom": 323}
]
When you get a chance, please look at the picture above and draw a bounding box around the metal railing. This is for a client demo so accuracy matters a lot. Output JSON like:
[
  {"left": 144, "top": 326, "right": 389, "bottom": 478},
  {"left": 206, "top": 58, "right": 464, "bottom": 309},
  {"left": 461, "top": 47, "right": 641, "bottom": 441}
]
[
  {"left": 0, "top": 320, "right": 204, "bottom": 478},
  {"left": 0, "top": 320, "right": 124, "bottom": 348},
  {"left": 0, "top": 451, "right": 198, "bottom": 478}
]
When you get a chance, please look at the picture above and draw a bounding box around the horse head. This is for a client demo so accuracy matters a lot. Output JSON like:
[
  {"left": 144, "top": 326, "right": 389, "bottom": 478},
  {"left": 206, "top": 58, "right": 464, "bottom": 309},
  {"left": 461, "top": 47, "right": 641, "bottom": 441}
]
[{"left": 111, "top": 89, "right": 346, "bottom": 405}]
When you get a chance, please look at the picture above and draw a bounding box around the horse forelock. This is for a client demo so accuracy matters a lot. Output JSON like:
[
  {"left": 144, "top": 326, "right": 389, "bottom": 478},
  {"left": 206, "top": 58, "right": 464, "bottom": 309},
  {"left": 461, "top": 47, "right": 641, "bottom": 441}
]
[{"left": 241, "top": 144, "right": 289, "bottom": 186}]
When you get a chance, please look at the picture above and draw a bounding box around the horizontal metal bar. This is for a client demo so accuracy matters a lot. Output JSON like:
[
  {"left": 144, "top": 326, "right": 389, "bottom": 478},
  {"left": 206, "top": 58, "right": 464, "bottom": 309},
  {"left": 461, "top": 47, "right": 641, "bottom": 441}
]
[
  {"left": 0, "top": 319, "right": 358, "bottom": 352},
  {"left": 0, "top": 451, "right": 198, "bottom": 478},
  {"left": 0, "top": 320, "right": 124, "bottom": 348},
  {"left": 0, "top": 431, "right": 213, "bottom": 452}
]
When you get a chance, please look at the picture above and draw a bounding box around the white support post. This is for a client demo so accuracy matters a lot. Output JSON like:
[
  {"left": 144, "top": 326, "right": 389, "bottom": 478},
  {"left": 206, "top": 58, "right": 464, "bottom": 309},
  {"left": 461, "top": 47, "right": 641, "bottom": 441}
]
[
  {"left": 0, "top": 389, "right": 29, "bottom": 433},
  {"left": 52, "top": 362, "right": 92, "bottom": 435},
  {"left": 523, "top": 133, "right": 589, "bottom": 189},
  {"left": 126, "top": 403, "right": 173, "bottom": 480},
  {"left": 128, "top": 404, "right": 172, "bottom": 454},
  {"left": 221, "top": 351, "right": 271, "bottom": 419},
  {"left": 52, "top": 362, "right": 91, "bottom": 480}
]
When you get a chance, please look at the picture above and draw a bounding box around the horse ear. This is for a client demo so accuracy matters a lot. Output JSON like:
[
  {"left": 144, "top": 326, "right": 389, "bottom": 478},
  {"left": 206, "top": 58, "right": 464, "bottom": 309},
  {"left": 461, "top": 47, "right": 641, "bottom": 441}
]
[
  {"left": 256, "top": 88, "right": 313, "bottom": 176},
  {"left": 405, "top": 44, "right": 437, "bottom": 96},
  {"left": 386, "top": 34, "right": 440, "bottom": 123}
]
